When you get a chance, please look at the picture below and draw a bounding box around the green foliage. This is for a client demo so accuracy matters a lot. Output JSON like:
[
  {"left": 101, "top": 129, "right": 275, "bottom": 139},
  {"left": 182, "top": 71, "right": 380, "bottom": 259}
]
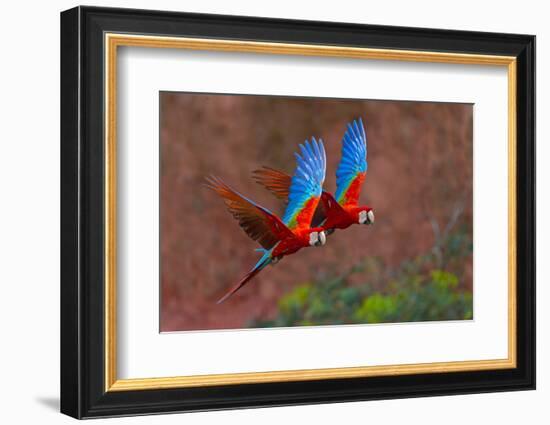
[{"left": 251, "top": 227, "right": 473, "bottom": 328}]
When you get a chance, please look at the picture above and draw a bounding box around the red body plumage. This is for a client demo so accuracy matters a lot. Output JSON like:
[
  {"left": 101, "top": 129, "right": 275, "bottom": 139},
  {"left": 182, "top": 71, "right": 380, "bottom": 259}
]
[{"left": 254, "top": 168, "right": 373, "bottom": 233}]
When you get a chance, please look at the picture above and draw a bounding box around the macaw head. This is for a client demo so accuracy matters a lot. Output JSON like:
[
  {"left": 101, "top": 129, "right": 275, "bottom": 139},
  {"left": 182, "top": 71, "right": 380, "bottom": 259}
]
[
  {"left": 308, "top": 228, "right": 327, "bottom": 247},
  {"left": 358, "top": 207, "right": 375, "bottom": 225}
]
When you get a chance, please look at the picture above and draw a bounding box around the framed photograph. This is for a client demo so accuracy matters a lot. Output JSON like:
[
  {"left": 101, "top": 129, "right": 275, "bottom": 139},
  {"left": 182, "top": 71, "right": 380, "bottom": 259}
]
[{"left": 60, "top": 6, "right": 535, "bottom": 419}]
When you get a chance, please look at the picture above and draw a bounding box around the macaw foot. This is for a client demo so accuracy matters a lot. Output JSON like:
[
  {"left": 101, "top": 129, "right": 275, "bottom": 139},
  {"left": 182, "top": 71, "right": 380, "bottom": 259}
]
[
  {"left": 271, "top": 256, "right": 281, "bottom": 266},
  {"left": 326, "top": 228, "right": 335, "bottom": 236}
]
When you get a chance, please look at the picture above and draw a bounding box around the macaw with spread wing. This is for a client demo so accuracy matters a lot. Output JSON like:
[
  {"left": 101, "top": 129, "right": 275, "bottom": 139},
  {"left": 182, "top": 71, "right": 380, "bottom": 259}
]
[
  {"left": 206, "top": 137, "right": 327, "bottom": 303},
  {"left": 253, "top": 118, "right": 374, "bottom": 234}
]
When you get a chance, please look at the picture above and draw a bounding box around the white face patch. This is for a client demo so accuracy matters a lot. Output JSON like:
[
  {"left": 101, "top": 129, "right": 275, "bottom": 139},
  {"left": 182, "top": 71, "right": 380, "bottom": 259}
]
[
  {"left": 318, "top": 231, "right": 327, "bottom": 246},
  {"left": 358, "top": 210, "right": 367, "bottom": 224},
  {"left": 309, "top": 231, "right": 319, "bottom": 246}
]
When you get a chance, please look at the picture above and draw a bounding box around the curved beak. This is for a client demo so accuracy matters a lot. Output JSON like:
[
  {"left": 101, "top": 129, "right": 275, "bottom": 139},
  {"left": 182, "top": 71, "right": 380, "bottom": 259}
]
[
  {"left": 367, "top": 210, "right": 375, "bottom": 225},
  {"left": 318, "top": 231, "right": 327, "bottom": 246}
]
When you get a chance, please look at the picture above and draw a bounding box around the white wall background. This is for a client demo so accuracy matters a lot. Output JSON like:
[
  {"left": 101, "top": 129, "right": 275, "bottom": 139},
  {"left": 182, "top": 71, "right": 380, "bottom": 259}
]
[{"left": 0, "top": 0, "right": 545, "bottom": 423}]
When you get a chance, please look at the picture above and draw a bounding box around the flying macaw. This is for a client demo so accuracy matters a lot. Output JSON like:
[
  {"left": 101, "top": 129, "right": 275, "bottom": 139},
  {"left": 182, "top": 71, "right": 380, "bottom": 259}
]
[
  {"left": 206, "top": 137, "right": 327, "bottom": 303},
  {"left": 253, "top": 118, "right": 374, "bottom": 234}
]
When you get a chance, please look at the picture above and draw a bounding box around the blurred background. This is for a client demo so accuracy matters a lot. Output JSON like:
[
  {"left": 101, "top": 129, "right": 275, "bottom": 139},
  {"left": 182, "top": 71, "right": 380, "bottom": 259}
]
[{"left": 160, "top": 92, "right": 473, "bottom": 332}]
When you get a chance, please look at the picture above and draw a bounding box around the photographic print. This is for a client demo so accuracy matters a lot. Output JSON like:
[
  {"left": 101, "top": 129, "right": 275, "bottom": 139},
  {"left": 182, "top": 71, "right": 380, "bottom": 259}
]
[
  {"left": 160, "top": 93, "right": 473, "bottom": 332},
  {"left": 61, "top": 9, "right": 535, "bottom": 417}
]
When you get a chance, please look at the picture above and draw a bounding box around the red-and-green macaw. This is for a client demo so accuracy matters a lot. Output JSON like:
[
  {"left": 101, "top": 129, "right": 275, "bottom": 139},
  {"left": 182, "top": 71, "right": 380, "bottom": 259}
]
[
  {"left": 206, "top": 138, "right": 327, "bottom": 303},
  {"left": 253, "top": 118, "right": 374, "bottom": 234}
]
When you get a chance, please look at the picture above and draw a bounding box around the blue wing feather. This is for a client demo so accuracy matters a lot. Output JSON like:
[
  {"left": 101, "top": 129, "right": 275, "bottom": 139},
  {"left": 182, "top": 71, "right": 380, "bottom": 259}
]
[
  {"left": 282, "top": 137, "right": 326, "bottom": 229},
  {"left": 334, "top": 118, "right": 368, "bottom": 203}
]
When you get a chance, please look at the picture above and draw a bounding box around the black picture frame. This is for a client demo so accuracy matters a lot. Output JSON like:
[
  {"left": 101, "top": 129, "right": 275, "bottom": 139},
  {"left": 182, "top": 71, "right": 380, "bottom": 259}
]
[{"left": 60, "top": 5, "right": 535, "bottom": 419}]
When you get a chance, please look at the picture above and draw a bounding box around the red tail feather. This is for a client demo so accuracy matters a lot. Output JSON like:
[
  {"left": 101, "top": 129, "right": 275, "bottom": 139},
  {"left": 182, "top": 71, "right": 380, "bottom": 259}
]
[{"left": 217, "top": 257, "right": 271, "bottom": 304}]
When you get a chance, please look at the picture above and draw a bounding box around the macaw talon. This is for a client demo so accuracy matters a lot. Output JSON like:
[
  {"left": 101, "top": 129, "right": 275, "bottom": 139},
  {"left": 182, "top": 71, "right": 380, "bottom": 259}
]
[{"left": 271, "top": 256, "right": 281, "bottom": 266}]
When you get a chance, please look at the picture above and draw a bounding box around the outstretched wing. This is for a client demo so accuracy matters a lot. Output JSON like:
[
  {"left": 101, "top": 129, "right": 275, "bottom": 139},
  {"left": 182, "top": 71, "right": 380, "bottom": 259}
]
[
  {"left": 253, "top": 166, "right": 328, "bottom": 227},
  {"left": 282, "top": 138, "right": 326, "bottom": 230},
  {"left": 252, "top": 166, "right": 291, "bottom": 201},
  {"left": 334, "top": 118, "right": 367, "bottom": 207},
  {"left": 205, "top": 176, "right": 293, "bottom": 249}
]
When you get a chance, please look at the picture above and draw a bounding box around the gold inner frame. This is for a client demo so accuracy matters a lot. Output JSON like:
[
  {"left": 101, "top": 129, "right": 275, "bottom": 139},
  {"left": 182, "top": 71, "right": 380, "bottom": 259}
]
[{"left": 104, "top": 33, "right": 517, "bottom": 392}]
